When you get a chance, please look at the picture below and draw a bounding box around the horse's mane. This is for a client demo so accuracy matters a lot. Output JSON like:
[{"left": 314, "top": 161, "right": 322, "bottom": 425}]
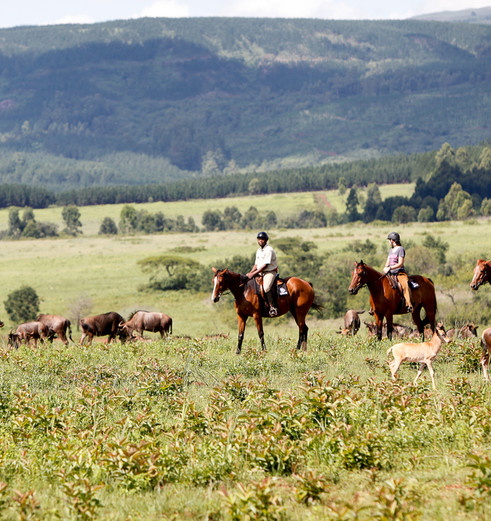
[{"left": 359, "top": 260, "right": 383, "bottom": 277}]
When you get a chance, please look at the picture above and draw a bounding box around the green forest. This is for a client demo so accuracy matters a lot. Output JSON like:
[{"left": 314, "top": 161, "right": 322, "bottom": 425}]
[{"left": 0, "top": 17, "right": 489, "bottom": 189}]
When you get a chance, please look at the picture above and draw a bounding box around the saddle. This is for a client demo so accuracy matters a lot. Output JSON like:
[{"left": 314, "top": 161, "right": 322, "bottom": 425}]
[
  {"left": 252, "top": 275, "right": 289, "bottom": 316},
  {"left": 386, "top": 273, "right": 419, "bottom": 313},
  {"left": 253, "top": 274, "right": 289, "bottom": 297}
]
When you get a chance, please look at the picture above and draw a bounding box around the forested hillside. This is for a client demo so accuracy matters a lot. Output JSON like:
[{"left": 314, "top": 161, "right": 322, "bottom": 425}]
[{"left": 0, "top": 18, "right": 489, "bottom": 190}]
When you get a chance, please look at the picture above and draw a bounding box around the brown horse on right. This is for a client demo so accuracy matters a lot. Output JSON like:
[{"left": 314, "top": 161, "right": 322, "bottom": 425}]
[
  {"left": 348, "top": 261, "right": 437, "bottom": 340},
  {"left": 470, "top": 259, "right": 491, "bottom": 290}
]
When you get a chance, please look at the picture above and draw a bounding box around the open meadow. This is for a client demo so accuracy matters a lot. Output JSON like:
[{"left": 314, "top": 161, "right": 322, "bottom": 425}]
[{"left": 0, "top": 188, "right": 489, "bottom": 519}]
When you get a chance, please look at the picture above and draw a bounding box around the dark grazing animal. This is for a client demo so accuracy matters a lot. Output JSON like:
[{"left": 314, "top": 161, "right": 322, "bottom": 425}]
[
  {"left": 8, "top": 321, "right": 50, "bottom": 349},
  {"left": 446, "top": 323, "right": 478, "bottom": 339},
  {"left": 36, "top": 314, "right": 73, "bottom": 345},
  {"left": 79, "top": 312, "right": 126, "bottom": 345},
  {"left": 365, "top": 321, "right": 414, "bottom": 339},
  {"left": 119, "top": 310, "right": 172, "bottom": 339},
  {"left": 343, "top": 309, "right": 365, "bottom": 336}
]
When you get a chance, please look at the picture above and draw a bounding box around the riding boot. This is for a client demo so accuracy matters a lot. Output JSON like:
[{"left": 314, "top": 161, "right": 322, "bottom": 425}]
[{"left": 265, "top": 289, "right": 278, "bottom": 317}]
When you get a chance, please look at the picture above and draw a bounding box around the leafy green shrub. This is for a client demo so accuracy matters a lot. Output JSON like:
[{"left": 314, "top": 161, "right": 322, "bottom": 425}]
[
  {"left": 220, "top": 478, "right": 285, "bottom": 521},
  {"left": 4, "top": 285, "right": 40, "bottom": 323}
]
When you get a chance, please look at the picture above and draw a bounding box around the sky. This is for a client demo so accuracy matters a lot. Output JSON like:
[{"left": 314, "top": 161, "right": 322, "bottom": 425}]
[{"left": 0, "top": 0, "right": 489, "bottom": 29}]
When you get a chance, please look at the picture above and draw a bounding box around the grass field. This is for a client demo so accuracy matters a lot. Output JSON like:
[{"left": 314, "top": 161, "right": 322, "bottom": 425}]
[
  {"left": 0, "top": 187, "right": 489, "bottom": 519},
  {"left": 0, "top": 331, "right": 488, "bottom": 520},
  {"left": 0, "top": 185, "right": 488, "bottom": 339}
]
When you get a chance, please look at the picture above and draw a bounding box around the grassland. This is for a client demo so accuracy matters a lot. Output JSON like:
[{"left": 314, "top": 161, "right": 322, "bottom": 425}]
[
  {"left": 0, "top": 187, "right": 489, "bottom": 519},
  {"left": 0, "top": 184, "right": 488, "bottom": 338},
  {"left": 0, "top": 330, "right": 488, "bottom": 520}
]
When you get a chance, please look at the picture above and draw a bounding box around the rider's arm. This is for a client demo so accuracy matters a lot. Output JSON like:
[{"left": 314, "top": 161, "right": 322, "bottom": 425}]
[{"left": 247, "top": 263, "right": 268, "bottom": 278}]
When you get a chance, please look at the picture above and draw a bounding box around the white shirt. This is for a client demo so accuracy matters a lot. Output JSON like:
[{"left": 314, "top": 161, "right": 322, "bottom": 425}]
[{"left": 255, "top": 244, "right": 278, "bottom": 272}]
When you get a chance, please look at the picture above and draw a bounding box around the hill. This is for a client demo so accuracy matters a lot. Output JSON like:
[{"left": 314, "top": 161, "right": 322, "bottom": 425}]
[
  {"left": 411, "top": 6, "right": 491, "bottom": 24},
  {"left": 0, "top": 18, "right": 490, "bottom": 190}
]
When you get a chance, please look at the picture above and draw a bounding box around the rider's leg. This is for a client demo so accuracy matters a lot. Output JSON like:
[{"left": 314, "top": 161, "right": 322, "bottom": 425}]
[{"left": 263, "top": 272, "right": 278, "bottom": 317}]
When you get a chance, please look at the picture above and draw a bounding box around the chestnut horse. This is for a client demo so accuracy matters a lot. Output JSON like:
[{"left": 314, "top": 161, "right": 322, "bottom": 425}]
[
  {"left": 211, "top": 267, "right": 319, "bottom": 354},
  {"left": 348, "top": 261, "right": 437, "bottom": 341},
  {"left": 470, "top": 259, "right": 491, "bottom": 290}
]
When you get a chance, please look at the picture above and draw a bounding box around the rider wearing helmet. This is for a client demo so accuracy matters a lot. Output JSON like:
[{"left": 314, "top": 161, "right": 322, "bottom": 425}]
[
  {"left": 247, "top": 231, "right": 279, "bottom": 316},
  {"left": 383, "top": 232, "right": 413, "bottom": 312}
]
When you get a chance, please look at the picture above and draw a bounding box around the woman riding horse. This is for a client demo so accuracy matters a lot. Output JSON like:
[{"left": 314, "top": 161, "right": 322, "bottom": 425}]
[{"left": 349, "top": 260, "right": 437, "bottom": 341}]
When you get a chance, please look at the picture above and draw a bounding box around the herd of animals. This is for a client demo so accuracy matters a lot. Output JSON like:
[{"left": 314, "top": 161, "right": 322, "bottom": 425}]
[
  {"left": 2, "top": 259, "right": 491, "bottom": 390},
  {"left": 5, "top": 310, "right": 172, "bottom": 349}
]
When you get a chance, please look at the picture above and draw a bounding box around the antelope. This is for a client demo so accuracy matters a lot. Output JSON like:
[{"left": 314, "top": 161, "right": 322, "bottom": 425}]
[
  {"left": 387, "top": 322, "right": 451, "bottom": 390},
  {"left": 480, "top": 327, "right": 491, "bottom": 381}
]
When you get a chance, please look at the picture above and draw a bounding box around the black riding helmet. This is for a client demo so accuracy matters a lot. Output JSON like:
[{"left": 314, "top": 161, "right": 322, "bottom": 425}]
[
  {"left": 257, "top": 231, "right": 269, "bottom": 240},
  {"left": 387, "top": 232, "right": 400, "bottom": 242}
]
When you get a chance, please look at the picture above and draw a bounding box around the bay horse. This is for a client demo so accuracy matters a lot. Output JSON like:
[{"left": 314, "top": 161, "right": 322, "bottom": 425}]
[
  {"left": 348, "top": 261, "right": 437, "bottom": 341},
  {"left": 211, "top": 267, "right": 319, "bottom": 354},
  {"left": 470, "top": 259, "right": 491, "bottom": 290}
]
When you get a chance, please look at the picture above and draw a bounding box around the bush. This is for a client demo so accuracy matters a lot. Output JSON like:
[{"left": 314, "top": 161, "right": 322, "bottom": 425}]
[{"left": 4, "top": 286, "right": 40, "bottom": 323}]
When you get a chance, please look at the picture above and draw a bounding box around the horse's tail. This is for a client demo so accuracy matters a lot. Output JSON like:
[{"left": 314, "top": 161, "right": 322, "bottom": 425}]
[{"left": 386, "top": 346, "right": 393, "bottom": 356}]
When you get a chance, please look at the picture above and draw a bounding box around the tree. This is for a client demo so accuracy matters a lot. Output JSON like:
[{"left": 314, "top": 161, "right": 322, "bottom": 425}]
[
  {"left": 67, "top": 293, "right": 94, "bottom": 331},
  {"left": 62, "top": 205, "right": 82, "bottom": 235},
  {"left": 345, "top": 188, "right": 360, "bottom": 222},
  {"left": 418, "top": 207, "right": 434, "bottom": 222},
  {"left": 392, "top": 205, "right": 417, "bottom": 223},
  {"left": 137, "top": 255, "right": 202, "bottom": 291},
  {"left": 99, "top": 217, "right": 118, "bottom": 235},
  {"left": 8, "top": 207, "right": 23, "bottom": 238},
  {"left": 337, "top": 177, "right": 347, "bottom": 195},
  {"left": 362, "top": 183, "right": 382, "bottom": 222},
  {"left": 4, "top": 286, "right": 40, "bottom": 323},
  {"left": 119, "top": 205, "right": 138, "bottom": 234},
  {"left": 202, "top": 210, "right": 224, "bottom": 231},
  {"left": 436, "top": 182, "right": 474, "bottom": 221}
]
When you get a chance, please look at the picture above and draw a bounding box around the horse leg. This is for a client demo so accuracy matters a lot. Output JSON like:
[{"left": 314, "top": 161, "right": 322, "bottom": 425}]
[
  {"left": 253, "top": 313, "right": 266, "bottom": 351},
  {"left": 236, "top": 315, "right": 247, "bottom": 355},
  {"left": 297, "top": 324, "right": 309, "bottom": 351},
  {"left": 386, "top": 315, "right": 394, "bottom": 341},
  {"left": 290, "top": 306, "right": 309, "bottom": 351},
  {"left": 374, "top": 313, "right": 384, "bottom": 341},
  {"left": 411, "top": 307, "right": 424, "bottom": 339}
]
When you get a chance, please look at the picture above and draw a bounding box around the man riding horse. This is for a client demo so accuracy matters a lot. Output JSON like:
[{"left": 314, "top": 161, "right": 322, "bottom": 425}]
[{"left": 246, "top": 231, "right": 279, "bottom": 317}]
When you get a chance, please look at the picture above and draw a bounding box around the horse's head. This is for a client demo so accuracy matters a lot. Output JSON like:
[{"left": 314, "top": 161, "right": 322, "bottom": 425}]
[
  {"left": 211, "top": 267, "right": 229, "bottom": 302},
  {"left": 348, "top": 261, "right": 367, "bottom": 295},
  {"left": 470, "top": 259, "right": 489, "bottom": 290}
]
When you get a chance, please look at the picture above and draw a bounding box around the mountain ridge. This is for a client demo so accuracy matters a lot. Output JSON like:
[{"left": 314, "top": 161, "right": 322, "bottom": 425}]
[{"left": 0, "top": 17, "right": 489, "bottom": 189}]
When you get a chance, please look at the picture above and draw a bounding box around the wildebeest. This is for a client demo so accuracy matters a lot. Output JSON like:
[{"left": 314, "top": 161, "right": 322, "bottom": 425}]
[
  {"left": 343, "top": 309, "right": 365, "bottom": 336},
  {"left": 36, "top": 314, "right": 73, "bottom": 345},
  {"left": 365, "top": 321, "right": 414, "bottom": 339},
  {"left": 446, "top": 323, "right": 478, "bottom": 339},
  {"left": 8, "top": 321, "right": 50, "bottom": 349},
  {"left": 79, "top": 312, "right": 126, "bottom": 345},
  {"left": 119, "top": 310, "right": 172, "bottom": 339}
]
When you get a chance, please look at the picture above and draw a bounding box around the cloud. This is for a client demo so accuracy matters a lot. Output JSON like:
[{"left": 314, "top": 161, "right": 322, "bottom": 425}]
[
  {"left": 222, "top": 0, "right": 361, "bottom": 19},
  {"left": 138, "top": 0, "right": 191, "bottom": 18},
  {"left": 48, "top": 15, "right": 95, "bottom": 26}
]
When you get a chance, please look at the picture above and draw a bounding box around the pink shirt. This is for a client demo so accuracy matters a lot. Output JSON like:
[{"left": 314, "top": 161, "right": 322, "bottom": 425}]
[{"left": 387, "top": 245, "right": 405, "bottom": 273}]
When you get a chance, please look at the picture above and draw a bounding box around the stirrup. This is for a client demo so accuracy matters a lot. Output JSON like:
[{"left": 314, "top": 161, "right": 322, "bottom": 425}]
[{"left": 269, "top": 307, "right": 278, "bottom": 317}]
